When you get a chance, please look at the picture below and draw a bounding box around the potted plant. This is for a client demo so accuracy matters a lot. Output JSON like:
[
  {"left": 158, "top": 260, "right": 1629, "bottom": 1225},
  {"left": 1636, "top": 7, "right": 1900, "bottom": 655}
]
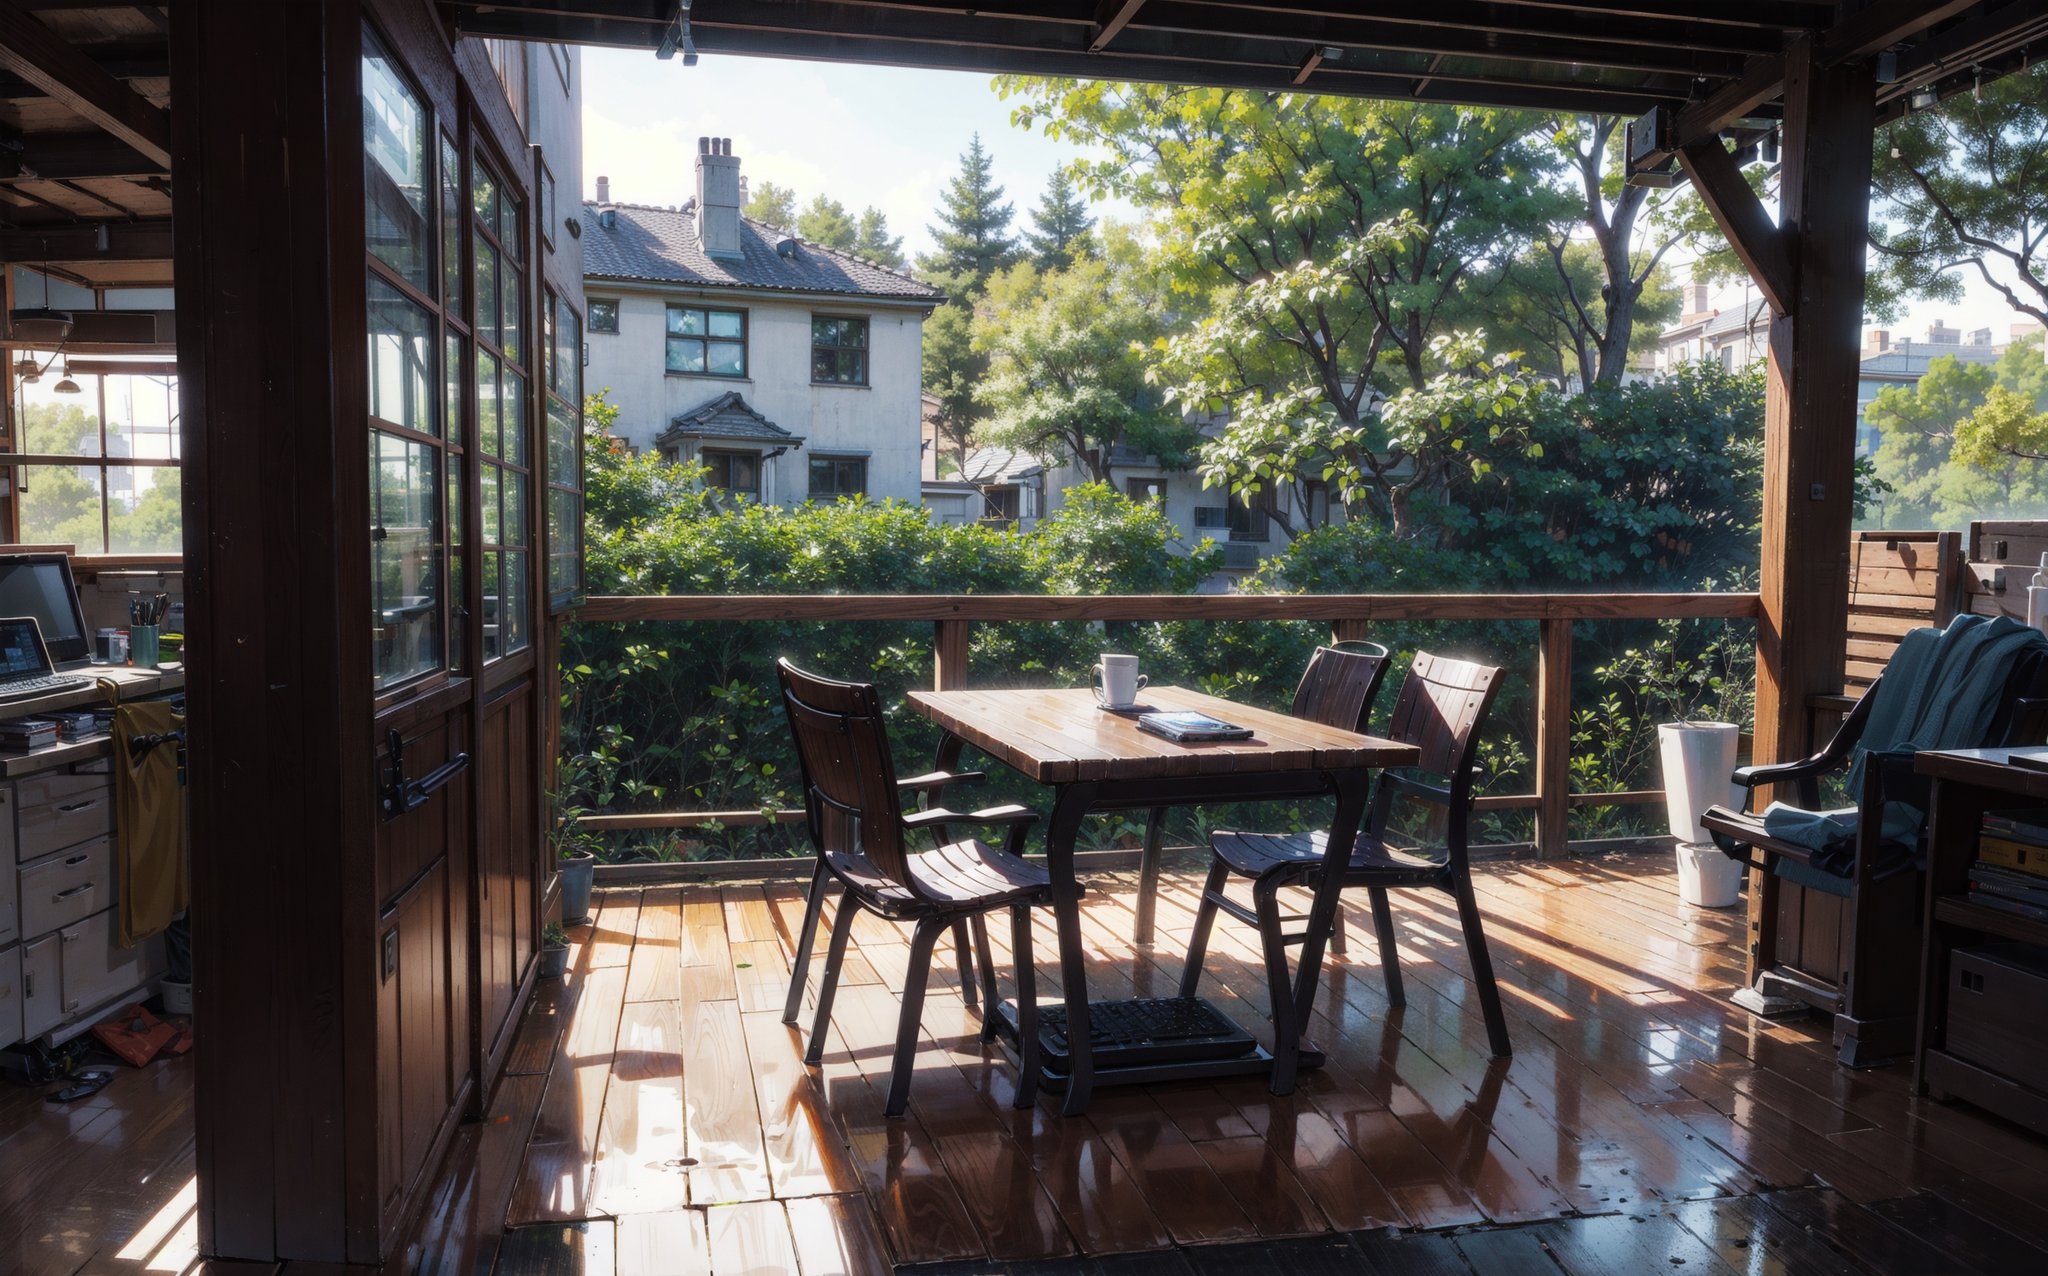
[
  {"left": 549, "top": 791, "right": 600, "bottom": 925},
  {"left": 1605, "top": 634, "right": 1751, "bottom": 908},
  {"left": 539, "top": 923, "right": 570, "bottom": 980}
]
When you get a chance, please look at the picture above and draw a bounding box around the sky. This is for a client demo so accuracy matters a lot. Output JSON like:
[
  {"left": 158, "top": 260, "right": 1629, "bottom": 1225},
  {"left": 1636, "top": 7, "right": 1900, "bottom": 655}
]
[{"left": 580, "top": 49, "right": 2023, "bottom": 342}]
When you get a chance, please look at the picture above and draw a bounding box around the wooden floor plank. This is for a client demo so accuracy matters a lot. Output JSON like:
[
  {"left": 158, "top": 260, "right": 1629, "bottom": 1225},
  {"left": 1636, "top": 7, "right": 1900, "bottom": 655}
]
[
  {"left": 680, "top": 988, "right": 773, "bottom": 1207},
  {"left": 739, "top": 1010, "right": 866, "bottom": 1200},
  {"left": 511, "top": 964, "right": 631, "bottom": 1224},
  {"left": 706, "top": 1200, "right": 800, "bottom": 1276},
  {"left": 623, "top": 887, "right": 682, "bottom": 1004},
  {"left": 590, "top": 999, "right": 688, "bottom": 1217},
  {"left": 491, "top": 1219, "right": 615, "bottom": 1275},
  {"left": 614, "top": 1210, "right": 711, "bottom": 1276},
  {"left": 1531, "top": 1211, "right": 1740, "bottom": 1276},
  {"left": 1666, "top": 1194, "right": 1870, "bottom": 1276},
  {"left": 784, "top": 1194, "right": 898, "bottom": 1276}
]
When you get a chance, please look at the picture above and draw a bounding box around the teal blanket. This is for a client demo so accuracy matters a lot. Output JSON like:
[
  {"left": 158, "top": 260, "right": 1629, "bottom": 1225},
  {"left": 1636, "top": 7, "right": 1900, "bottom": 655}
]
[{"left": 1761, "top": 614, "right": 2048, "bottom": 873}]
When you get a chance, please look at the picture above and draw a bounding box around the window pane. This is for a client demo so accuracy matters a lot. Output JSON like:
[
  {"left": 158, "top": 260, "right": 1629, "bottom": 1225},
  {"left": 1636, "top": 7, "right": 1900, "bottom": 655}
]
[
  {"left": 547, "top": 396, "right": 577, "bottom": 485},
  {"left": 589, "top": 299, "right": 618, "bottom": 333},
  {"left": 474, "top": 240, "right": 499, "bottom": 346},
  {"left": 103, "top": 367, "right": 180, "bottom": 460},
  {"left": 502, "top": 368, "right": 527, "bottom": 468},
  {"left": 450, "top": 551, "right": 465, "bottom": 673},
  {"left": 444, "top": 330, "right": 463, "bottom": 446},
  {"left": 19, "top": 463, "right": 106, "bottom": 553},
  {"left": 548, "top": 487, "right": 580, "bottom": 597},
  {"left": 367, "top": 275, "right": 435, "bottom": 435},
  {"left": 481, "top": 463, "right": 501, "bottom": 543},
  {"left": 707, "top": 310, "right": 743, "bottom": 339},
  {"left": 19, "top": 365, "right": 103, "bottom": 456},
  {"left": 370, "top": 429, "right": 442, "bottom": 689},
  {"left": 363, "top": 28, "right": 429, "bottom": 290},
  {"left": 500, "top": 550, "right": 529, "bottom": 654},
  {"left": 441, "top": 134, "right": 462, "bottom": 308},
  {"left": 447, "top": 454, "right": 462, "bottom": 546},
  {"left": 501, "top": 261, "right": 522, "bottom": 363},
  {"left": 666, "top": 337, "right": 705, "bottom": 374},
  {"left": 667, "top": 307, "right": 703, "bottom": 336},
  {"left": 707, "top": 339, "right": 744, "bottom": 377},
  {"left": 504, "top": 469, "right": 527, "bottom": 546},
  {"left": 106, "top": 466, "right": 181, "bottom": 555},
  {"left": 482, "top": 550, "right": 500, "bottom": 661},
  {"left": 477, "top": 349, "right": 502, "bottom": 458},
  {"left": 471, "top": 164, "right": 497, "bottom": 232}
]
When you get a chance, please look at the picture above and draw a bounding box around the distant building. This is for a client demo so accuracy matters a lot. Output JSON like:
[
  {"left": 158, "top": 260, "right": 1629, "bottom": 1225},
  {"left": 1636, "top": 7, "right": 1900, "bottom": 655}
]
[
  {"left": 581, "top": 139, "right": 942, "bottom": 507},
  {"left": 1651, "top": 280, "right": 1769, "bottom": 378}
]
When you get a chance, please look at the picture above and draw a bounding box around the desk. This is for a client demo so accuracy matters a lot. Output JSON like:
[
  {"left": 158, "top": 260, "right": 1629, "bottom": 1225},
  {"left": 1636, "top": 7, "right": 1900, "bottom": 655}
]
[
  {"left": 908, "top": 684, "right": 1417, "bottom": 1115},
  {"left": 0, "top": 665, "right": 187, "bottom": 779}
]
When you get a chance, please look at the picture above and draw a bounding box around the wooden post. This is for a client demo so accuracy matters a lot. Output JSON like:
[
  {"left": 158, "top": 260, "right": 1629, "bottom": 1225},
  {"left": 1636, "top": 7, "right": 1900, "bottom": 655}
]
[
  {"left": 1754, "top": 37, "right": 1873, "bottom": 789},
  {"left": 1332, "top": 618, "right": 1372, "bottom": 645},
  {"left": 1534, "top": 618, "right": 1573, "bottom": 858},
  {"left": 934, "top": 619, "right": 970, "bottom": 690}
]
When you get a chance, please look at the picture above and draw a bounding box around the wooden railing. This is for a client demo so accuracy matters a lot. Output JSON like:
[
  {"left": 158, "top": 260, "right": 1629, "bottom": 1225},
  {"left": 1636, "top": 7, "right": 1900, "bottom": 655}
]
[{"left": 571, "top": 591, "right": 1761, "bottom": 858}]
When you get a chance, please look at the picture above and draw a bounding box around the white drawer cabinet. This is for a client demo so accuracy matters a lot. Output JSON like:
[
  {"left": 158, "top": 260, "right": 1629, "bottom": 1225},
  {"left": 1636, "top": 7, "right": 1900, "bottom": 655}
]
[
  {"left": 0, "top": 836, "right": 15, "bottom": 948},
  {"left": 0, "top": 946, "right": 20, "bottom": 1047},
  {"left": 19, "top": 837, "right": 109, "bottom": 937},
  {"left": 60, "top": 912, "right": 153, "bottom": 1021},
  {"left": 20, "top": 933, "right": 60, "bottom": 1040},
  {"left": 17, "top": 772, "right": 112, "bottom": 863}
]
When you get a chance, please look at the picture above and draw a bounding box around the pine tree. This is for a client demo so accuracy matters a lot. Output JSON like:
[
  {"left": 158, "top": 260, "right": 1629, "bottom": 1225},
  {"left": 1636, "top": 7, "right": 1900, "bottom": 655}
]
[
  {"left": 918, "top": 133, "right": 1017, "bottom": 287},
  {"left": 1025, "top": 166, "right": 1094, "bottom": 269},
  {"left": 853, "top": 207, "right": 905, "bottom": 269},
  {"left": 795, "top": 194, "right": 858, "bottom": 249},
  {"left": 742, "top": 179, "right": 798, "bottom": 228}
]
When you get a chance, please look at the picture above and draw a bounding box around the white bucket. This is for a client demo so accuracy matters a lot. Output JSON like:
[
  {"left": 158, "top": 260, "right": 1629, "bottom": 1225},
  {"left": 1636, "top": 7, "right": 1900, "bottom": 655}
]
[{"left": 1676, "top": 842, "right": 1744, "bottom": 908}]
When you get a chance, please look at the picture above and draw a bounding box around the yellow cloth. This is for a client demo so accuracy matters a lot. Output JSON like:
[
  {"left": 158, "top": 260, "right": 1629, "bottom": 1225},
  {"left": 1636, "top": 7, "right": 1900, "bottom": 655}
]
[{"left": 110, "top": 698, "right": 186, "bottom": 947}]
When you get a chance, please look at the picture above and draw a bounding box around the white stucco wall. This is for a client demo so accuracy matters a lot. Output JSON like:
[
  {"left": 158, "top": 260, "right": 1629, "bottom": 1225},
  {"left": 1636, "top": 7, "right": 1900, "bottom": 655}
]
[{"left": 582, "top": 283, "right": 928, "bottom": 507}]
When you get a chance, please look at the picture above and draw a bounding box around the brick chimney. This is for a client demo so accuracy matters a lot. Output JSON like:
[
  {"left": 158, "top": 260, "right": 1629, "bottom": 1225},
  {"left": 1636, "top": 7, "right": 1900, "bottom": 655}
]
[
  {"left": 695, "top": 137, "right": 742, "bottom": 260},
  {"left": 595, "top": 174, "right": 610, "bottom": 204},
  {"left": 1866, "top": 328, "right": 1891, "bottom": 354}
]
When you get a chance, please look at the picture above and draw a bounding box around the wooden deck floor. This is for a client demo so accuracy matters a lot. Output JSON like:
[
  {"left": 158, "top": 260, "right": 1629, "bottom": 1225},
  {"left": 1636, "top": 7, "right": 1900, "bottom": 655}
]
[{"left": 8, "top": 853, "right": 2048, "bottom": 1273}]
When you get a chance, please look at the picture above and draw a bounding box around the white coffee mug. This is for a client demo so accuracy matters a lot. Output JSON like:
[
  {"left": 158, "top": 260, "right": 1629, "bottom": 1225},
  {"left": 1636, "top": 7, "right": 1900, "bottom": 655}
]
[{"left": 1094, "top": 653, "right": 1148, "bottom": 709}]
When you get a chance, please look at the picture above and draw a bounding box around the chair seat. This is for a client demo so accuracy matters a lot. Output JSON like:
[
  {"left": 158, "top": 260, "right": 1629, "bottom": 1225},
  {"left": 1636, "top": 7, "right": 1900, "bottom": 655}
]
[
  {"left": 829, "top": 838, "right": 1051, "bottom": 913},
  {"left": 1211, "top": 828, "right": 1447, "bottom": 884}
]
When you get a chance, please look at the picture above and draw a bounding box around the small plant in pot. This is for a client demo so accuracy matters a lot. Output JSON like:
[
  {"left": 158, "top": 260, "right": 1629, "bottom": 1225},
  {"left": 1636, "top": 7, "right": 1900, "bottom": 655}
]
[
  {"left": 549, "top": 791, "right": 601, "bottom": 926},
  {"left": 1601, "top": 633, "right": 1752, "bottom": 907},
  {"left": 539, "top": 923, "right": 570, "bottom": 980}
]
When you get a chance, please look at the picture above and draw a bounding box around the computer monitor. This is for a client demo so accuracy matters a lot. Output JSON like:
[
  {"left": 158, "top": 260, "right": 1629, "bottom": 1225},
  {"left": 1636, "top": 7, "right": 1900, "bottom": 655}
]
[{"left": 0, "top": 554, "right": 90, "bottom": 669}]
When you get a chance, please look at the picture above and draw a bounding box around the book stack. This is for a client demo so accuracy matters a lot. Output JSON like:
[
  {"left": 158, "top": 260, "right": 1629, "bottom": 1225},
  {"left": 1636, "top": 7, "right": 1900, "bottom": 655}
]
[
  {"left": 1975, "top": 809, "right": 2048, "bottom": 921},
  {"left": 0, "top": 717, "right": 61, "bottom": 753}
]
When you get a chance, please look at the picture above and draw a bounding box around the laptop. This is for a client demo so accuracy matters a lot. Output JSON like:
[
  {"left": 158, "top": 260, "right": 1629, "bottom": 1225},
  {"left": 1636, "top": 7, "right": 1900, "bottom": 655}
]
[{"left": 0, "top": 617, "right": 92, "bottom": 703}]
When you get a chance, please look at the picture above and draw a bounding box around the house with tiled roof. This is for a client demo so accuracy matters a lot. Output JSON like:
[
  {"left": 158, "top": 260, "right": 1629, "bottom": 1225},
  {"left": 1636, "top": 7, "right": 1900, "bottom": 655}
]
[{"left": 582, "top": 137, "right": 943, "bottom": 506}]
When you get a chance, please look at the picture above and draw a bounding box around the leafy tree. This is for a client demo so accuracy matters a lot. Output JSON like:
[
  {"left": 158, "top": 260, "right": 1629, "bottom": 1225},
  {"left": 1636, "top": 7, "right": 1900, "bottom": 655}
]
[
  {"left": 1865, "top": 336, "right": 2048, "bottom": 527},
  {"left": 795, "top": 194, "right": 858, "bottom": 249},
  {"left": 1495, "top": 240, "right": 1679, "bottom": 387},
  {"left": 853, "top": 207, "right": 906, "bottom": 269},
  {"left": 1515, "top": 115, "right": 1697, "bottom": 386},
  {"left": 918, "top": 269, "right": 984, "bottom": 470},
  {"left": 742, "top": 179, "right": 797, "bottom": 227},
  {"left": 1025, "top": 165, "right": 1094, "bottom": 269},
  {"left": 918, "top": 133, "right": 1017, "bottom": 286},
  {"left": 1870, "top": 63, "right": 2048, "bottom": 327},
  {"left": 973, "top": 258, "right": 1196, "bottom": 484}
]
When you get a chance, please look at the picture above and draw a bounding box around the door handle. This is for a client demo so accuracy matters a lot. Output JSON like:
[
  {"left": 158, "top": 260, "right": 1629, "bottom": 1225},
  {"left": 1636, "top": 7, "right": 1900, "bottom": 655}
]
[{"left": 382, "top": 728, "right": 473, "bottom": 818}]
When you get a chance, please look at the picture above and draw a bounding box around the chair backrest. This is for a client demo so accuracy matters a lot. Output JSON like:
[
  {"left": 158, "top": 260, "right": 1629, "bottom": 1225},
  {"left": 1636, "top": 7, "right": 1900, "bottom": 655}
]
[
  {"left": 1844, "top": 530, "right": 1961, "bottom": 695},
  {"left": 1291, "top": 641, "right": 1392, "bottom": 734},
  {"left": 776, "top": 659, "right": 913, "bottom": 890},
  {"left": 1370, "top": 652, "right": 1503, "bottom": 858}
]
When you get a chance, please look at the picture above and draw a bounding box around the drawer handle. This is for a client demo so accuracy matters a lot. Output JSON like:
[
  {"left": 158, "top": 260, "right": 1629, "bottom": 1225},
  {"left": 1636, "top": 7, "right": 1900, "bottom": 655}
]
[
  {"left": 63, "top": 853, "right": 89, "bottom": 866},
  {"left": 53, "top": 883, "right": 95, "bottom": 901},
  {"left": 64, "top": 998, "right": 79, "bottom": 1013},
  {"left": 56, "top": 799, "right": 101, "bottom": 813},
  {"left": 23, "top": 970, "right": 32, "bottom": 997}
]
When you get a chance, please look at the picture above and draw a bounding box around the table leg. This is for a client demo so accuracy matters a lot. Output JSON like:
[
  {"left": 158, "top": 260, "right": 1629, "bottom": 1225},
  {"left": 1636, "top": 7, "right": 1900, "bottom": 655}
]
[
  {"left": 1134, "top": 806, "right": 1167, "bottom": 946},
  {"left": 1280, "top": 770, "right": 1371, "bottom": 1092},
  {"left": 1048, "top": 781, "right": 1100, "bottom": 1117}
]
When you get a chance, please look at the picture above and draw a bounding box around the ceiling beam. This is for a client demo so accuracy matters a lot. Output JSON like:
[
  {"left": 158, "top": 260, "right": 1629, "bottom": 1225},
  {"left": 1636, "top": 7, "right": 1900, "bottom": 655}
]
[
  {"left": 0, "top": 218, "right": 173, "bottom": 264},
  {"left": 1674, "top": 138, "right": 1794, "bottom": 315},
  {"left": 0, "top": 132, "right": 163, "bottom": 182},
  {"left": 0, "top": 48, "right": 168, "bottom": 99},
  {"left": 1090, "top": 0, "right": 1145, "bottom": 52},
  {"left": 1823, "top": 0, "right": 1981, "bottom": 61},
  {"left": 0, "top": 1, "right": 171, "bottom": 169}
]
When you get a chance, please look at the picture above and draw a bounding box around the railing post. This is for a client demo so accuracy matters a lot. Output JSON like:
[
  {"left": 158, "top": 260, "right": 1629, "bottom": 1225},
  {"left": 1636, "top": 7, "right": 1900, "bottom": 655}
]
[
  {"left": 934, "top": 619, "right": 970, "bottom": 691},
  {"left": 1535, "top": 617, "right": 1573, "bottom": 859}
]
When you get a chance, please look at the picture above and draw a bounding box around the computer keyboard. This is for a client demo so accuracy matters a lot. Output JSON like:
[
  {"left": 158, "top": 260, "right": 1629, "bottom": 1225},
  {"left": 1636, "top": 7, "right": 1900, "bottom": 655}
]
[
  {"left": 0, "top": 673, "right": 91, "bottom": 703},
  {"left": 1035, "top": 996, "right": 1258, "bottom": 1069}
]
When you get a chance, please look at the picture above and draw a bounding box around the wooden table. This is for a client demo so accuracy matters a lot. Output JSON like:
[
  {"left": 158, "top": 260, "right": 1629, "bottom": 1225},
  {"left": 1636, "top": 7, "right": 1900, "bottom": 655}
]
[{"left": 908, "top": 684, "right": 1418, "bottom": 1115}]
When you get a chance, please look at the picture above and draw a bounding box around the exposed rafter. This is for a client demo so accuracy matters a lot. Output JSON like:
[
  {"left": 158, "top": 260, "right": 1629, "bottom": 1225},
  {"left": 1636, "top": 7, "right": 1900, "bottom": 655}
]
[
  {"left": 0, "top": 218, "right": 173, "bottom": 264},
  {"left": 1091, "top": 0, "right": 1145, "bottom": 53},
  {"left": 0, "top": 1, "right": 171, "bottom": 169},
  {"left": 0, "top": 132, "right": 163, "bottom": 182},
  {"left": 1674, "top": 138, "right": 1794, "bottom": 315}
]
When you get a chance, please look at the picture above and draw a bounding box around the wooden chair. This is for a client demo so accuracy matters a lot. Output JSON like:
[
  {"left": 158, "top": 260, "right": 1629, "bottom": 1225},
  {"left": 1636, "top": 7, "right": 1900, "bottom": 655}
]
[
  {"left": 775, "top": 659, "right": 1054, "bottom": 1115},
  {"left": 1181, "top": 653, "right": 1511, "bottom": 1060},
  {"left": 1130, "top": 641, "right": 1392, "bottom": 947},
  {"left": 1808, "top": 530, "right": 1962, "bottom": 731},
  {"left": 1703, "top": 655, "right": 2048, "bottom": 1067}
]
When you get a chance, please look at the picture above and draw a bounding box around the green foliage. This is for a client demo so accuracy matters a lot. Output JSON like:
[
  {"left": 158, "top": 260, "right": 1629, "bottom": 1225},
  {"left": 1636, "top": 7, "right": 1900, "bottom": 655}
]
[
  {"left": 918, "top": 133, "right": 1018, "bottom": 287},
  {"left": 542, "top": 922, "right": 567, "bottom": 948},
  {"left": 1596, "top": 626, "right": 1755, "bottom": 728},
  {"left": 1025, "top": 165, "right": 1095, "bottom": 269},
  {"left": 1866, "top": 337, "right": 2048, "bottom": 527},
  {"left": 795, "top": 194, "right": 857, "bottom": 248},
  {"left": 1870, "top": 64, "right": 2048, "bottom": 327},
  {"left": 742, "top": 179, "right": 797, "bottom": 227},
  {"left": 1025, "top": 483, "right": 1219, "bottom": 594},
  {"left": 853, "top": 207, "right": 906, "bottom": 269},
  {"left": 918, "top": 271, "right": 985, "bottom": 469},
  {"left": 973, "top": 258, "right": 1197, "bottom": 482}
]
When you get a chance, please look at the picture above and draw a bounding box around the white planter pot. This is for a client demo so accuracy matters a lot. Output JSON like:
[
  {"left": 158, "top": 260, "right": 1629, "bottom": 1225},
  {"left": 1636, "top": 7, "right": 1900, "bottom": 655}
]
[
  {"left": 1657, "top": 721, "right": 1742, "bottom": 844},
  {"left": 1676, "top": 841, "right": 1744, "bottom": 908}
]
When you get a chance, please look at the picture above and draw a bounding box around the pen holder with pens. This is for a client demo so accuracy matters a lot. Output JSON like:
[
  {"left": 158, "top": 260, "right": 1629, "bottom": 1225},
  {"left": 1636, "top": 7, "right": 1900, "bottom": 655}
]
[{"left": 130, "top": 624, "right": 161, "bottom": 669}]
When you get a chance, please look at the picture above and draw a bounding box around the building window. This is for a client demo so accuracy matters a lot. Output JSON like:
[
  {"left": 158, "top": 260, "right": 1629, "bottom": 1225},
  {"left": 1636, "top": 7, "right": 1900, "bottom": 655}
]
[
  {"left": 13, "top": 349, "right": 181, "bottom": 556},
  {"left": 809, "top": 455, "right": 867, "bottom": 500},
  {"left": 545, "top": 289, "right": 584, "bottom": 608},
  {"left": 588, "top": 298, "right": 618, "bottom": 333},
  {"left": 1125, "top": 477, "right": 1166, "bottom": 503},
  {"left": 472, "top": 148, "right": 531, "bottom": 662},
  {"left": 1227, "top": 485, "right": 1275, "bottom": 542},
  {"left": 811, "top": 315, "right": 868, "bottom": 385},
  {"left": 535, "top": 149, "right": 556, "bottom": 252},
  {"left": 482, "top": 39, "right": 526, "bottom": 134},
  {"left": 667, "top": 305, "right": 746, "bottom": 377},
  {"left": 703, "top": 449, "right": 760, "bottom": 499}
]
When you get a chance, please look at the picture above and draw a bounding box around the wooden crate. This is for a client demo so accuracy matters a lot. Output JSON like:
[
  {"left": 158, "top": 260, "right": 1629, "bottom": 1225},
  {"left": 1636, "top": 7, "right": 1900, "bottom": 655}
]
[{"left": 1963, "top": 519, "right": 2048, "bottom": 622}]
